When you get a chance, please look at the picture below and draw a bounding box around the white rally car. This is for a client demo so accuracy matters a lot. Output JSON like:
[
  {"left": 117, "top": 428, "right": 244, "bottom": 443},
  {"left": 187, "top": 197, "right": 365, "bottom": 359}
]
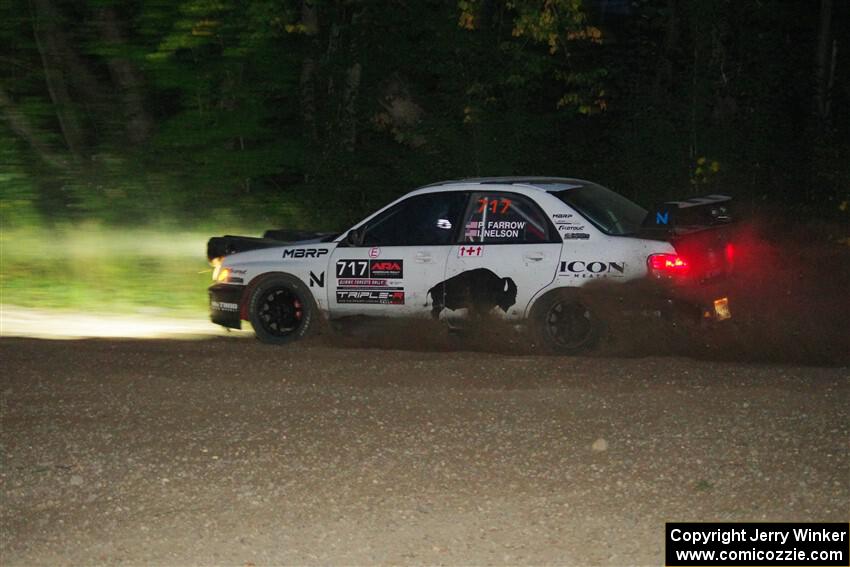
[{"left": 207, "top": 177, "right": 734, "bottom": 352}]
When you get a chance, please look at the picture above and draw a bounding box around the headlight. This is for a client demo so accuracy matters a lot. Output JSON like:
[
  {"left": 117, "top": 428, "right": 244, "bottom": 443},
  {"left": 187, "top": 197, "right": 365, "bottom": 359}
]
[{"left": 214, "top": 267, "right": 231, "bottom": 282}]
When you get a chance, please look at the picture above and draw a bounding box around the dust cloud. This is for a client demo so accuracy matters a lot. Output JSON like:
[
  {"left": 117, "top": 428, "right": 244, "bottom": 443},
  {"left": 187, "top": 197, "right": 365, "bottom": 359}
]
[{"left": 321, "top": 218, "right": 850, "bottom": 366}]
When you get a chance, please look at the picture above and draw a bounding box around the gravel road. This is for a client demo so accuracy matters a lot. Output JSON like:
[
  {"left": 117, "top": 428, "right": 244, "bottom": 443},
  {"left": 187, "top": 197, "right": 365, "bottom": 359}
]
[{"left": 1, "top": 336, "right": 848, "bottom": 566}]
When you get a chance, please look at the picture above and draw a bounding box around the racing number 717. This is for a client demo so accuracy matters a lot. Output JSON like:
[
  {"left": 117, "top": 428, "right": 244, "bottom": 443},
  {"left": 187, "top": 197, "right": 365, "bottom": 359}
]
[{"left": 477, "top": 197, "right": 512, "bottom": 214}]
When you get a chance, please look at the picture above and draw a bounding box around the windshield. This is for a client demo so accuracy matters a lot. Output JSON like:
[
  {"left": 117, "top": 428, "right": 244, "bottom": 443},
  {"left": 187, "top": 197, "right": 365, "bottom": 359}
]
[{"left": 552, "top": 183, "right": 647, "bottom": 236}]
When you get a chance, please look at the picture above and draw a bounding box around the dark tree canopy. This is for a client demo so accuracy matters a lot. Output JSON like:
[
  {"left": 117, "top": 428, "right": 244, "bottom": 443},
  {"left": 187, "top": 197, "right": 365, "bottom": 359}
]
[{"left": 1, "top": 0, "right": 848, "bottom": 229}]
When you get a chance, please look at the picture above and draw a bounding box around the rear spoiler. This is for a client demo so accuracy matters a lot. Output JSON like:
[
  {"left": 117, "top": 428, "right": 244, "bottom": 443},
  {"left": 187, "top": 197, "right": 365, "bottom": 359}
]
[{"left": 641, "top": 194, "right": 733, "bottom": 235}]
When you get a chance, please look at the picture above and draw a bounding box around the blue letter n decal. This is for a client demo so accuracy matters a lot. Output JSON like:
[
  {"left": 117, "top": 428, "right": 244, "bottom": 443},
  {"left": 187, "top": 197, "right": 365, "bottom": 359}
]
[{"left": 656, "top": 211, "right": 669, "bottom": 225}]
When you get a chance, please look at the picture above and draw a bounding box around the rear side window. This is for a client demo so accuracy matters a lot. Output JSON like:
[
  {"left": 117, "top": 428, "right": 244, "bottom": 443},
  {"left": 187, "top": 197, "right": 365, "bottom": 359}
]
[
  {"left": 552, "top": 183, "right": 647, "bottom": 236},
  {"left": 461, "top": 192, "right": 555, "bottom": 244}
]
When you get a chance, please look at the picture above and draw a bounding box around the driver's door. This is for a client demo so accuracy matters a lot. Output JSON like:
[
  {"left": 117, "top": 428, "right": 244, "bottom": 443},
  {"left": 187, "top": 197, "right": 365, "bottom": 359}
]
[{"left": 328, "top": 191, "right": 469, "bottom": 318}]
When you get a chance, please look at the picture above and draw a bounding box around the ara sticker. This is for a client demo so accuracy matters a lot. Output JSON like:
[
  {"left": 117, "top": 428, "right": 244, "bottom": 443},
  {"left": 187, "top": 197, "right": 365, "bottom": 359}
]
[{"left": 369, "top": 260, "right": 403, "bottom": 278}]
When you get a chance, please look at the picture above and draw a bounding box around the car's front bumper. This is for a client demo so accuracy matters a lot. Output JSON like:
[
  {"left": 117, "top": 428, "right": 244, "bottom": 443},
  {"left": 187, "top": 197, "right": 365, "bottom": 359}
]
[{"left": 209, "top": 283, "right": 245, "bottom": 329}]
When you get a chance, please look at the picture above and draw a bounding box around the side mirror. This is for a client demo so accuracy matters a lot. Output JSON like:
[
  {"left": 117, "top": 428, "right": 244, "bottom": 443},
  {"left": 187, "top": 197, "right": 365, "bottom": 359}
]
[{"left": 345, "top": 227, "right": 365, "bottom": 247}]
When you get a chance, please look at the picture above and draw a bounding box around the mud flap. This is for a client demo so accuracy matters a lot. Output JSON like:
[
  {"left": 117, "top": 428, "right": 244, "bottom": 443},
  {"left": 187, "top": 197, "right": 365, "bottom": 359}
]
[{"left": 209, "top": 284, "right": 245, "bottom": 329}]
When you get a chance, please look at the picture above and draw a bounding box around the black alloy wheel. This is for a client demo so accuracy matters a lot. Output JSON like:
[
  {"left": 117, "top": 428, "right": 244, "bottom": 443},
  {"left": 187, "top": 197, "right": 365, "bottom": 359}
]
[
  {"left": 533, "top": 292, "right": 601, "bottom": 354},
  {"left": 257, "top": 288, "right": 303, "bottom": 337},
  {"left": 248, "top": 275, "right": 316, "bottom": 344}
]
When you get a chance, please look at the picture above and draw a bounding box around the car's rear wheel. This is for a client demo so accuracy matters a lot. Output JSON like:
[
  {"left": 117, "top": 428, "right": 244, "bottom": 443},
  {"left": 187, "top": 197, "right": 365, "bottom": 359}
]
[
  {"left": 248, "top": 274, "right": 317, "bottom": 345},
  {"left": 531, "top": 290, "right": 602, "bottom": 354}
]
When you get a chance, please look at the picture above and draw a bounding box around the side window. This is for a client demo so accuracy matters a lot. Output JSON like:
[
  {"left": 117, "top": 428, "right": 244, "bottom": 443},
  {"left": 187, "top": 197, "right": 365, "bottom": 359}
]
[
  {"left": 462, "top": 192, "right": 553, "bottom": 244},
  {"left": 361, "top": 192, "right": 468, "bottom": 246}
]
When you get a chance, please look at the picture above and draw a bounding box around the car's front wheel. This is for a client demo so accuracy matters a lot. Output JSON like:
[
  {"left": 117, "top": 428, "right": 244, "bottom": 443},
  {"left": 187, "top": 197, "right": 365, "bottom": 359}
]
[
  {"left": 531, "top": 290, "right": 602, "bottom": 354},
  {"left": 248, "top": 274, "right": 318, "bottom": 345}
]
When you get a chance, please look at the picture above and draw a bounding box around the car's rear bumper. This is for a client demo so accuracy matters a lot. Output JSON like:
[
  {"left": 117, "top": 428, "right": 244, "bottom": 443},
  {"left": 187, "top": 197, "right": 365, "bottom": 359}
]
[
  {"left": 209, "top": 283, "right": 245, "bottom": 329},
  {"left": 661, "top": 280, "right": 733, "bottom": 323}
]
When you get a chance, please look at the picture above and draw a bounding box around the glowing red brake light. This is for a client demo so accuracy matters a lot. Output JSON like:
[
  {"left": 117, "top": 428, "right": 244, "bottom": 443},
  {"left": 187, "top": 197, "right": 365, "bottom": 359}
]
[
  {"left": 724, "top": 243, "right": 735, "bottom": 264},
  {"left": 647, "top": 253, "right": 689, "bottom": 276}
]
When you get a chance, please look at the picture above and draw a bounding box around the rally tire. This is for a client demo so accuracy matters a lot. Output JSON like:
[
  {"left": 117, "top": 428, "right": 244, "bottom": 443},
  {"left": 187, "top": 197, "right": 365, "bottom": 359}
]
[
  {"left": 247, "top": 274, "right": 317, "bottom": 345},
  {"left": 531, "top": 289, "right": 602, "bottom": 354}
]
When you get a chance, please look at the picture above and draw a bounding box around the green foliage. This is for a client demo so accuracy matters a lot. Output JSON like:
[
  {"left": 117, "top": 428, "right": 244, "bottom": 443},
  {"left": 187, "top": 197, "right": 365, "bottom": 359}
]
[
  {"left": 1, "top": 226, "right": 234, "bottom": 314},
  {"left": 0, "top": 0, "right": 847, "bottom": 234},
  {"left": 0, "top": 133, "right": 41, "bottom": 228}
]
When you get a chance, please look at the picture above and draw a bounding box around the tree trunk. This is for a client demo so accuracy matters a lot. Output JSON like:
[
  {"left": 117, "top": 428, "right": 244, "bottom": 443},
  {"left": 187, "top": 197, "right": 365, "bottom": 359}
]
[
  {"left": 97, "top": 7, "right": 153, "bottom": 145},
  {"left": 30, "top": 0, "right": 86, "bottom": 160},
  {"left": 0, "top": 85, "right": 70, "bottom": 170},
  {"left": 653, "top": 0, "right": 679, "bottom": 98},
  {"left": 342, "top": 62, "right": 361, "bottom": 152},
  {"left": 814, "top": 0, "right": 834, "bottom": 135},
  {"left": 299, "top": 0, "right": 319, "bottom": 144},
  {"left": 30, "top": 0, "right": 106, "bottom": 115},
  {"left": 340, "top": 7, "right": 362, "bottom": 152}
]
